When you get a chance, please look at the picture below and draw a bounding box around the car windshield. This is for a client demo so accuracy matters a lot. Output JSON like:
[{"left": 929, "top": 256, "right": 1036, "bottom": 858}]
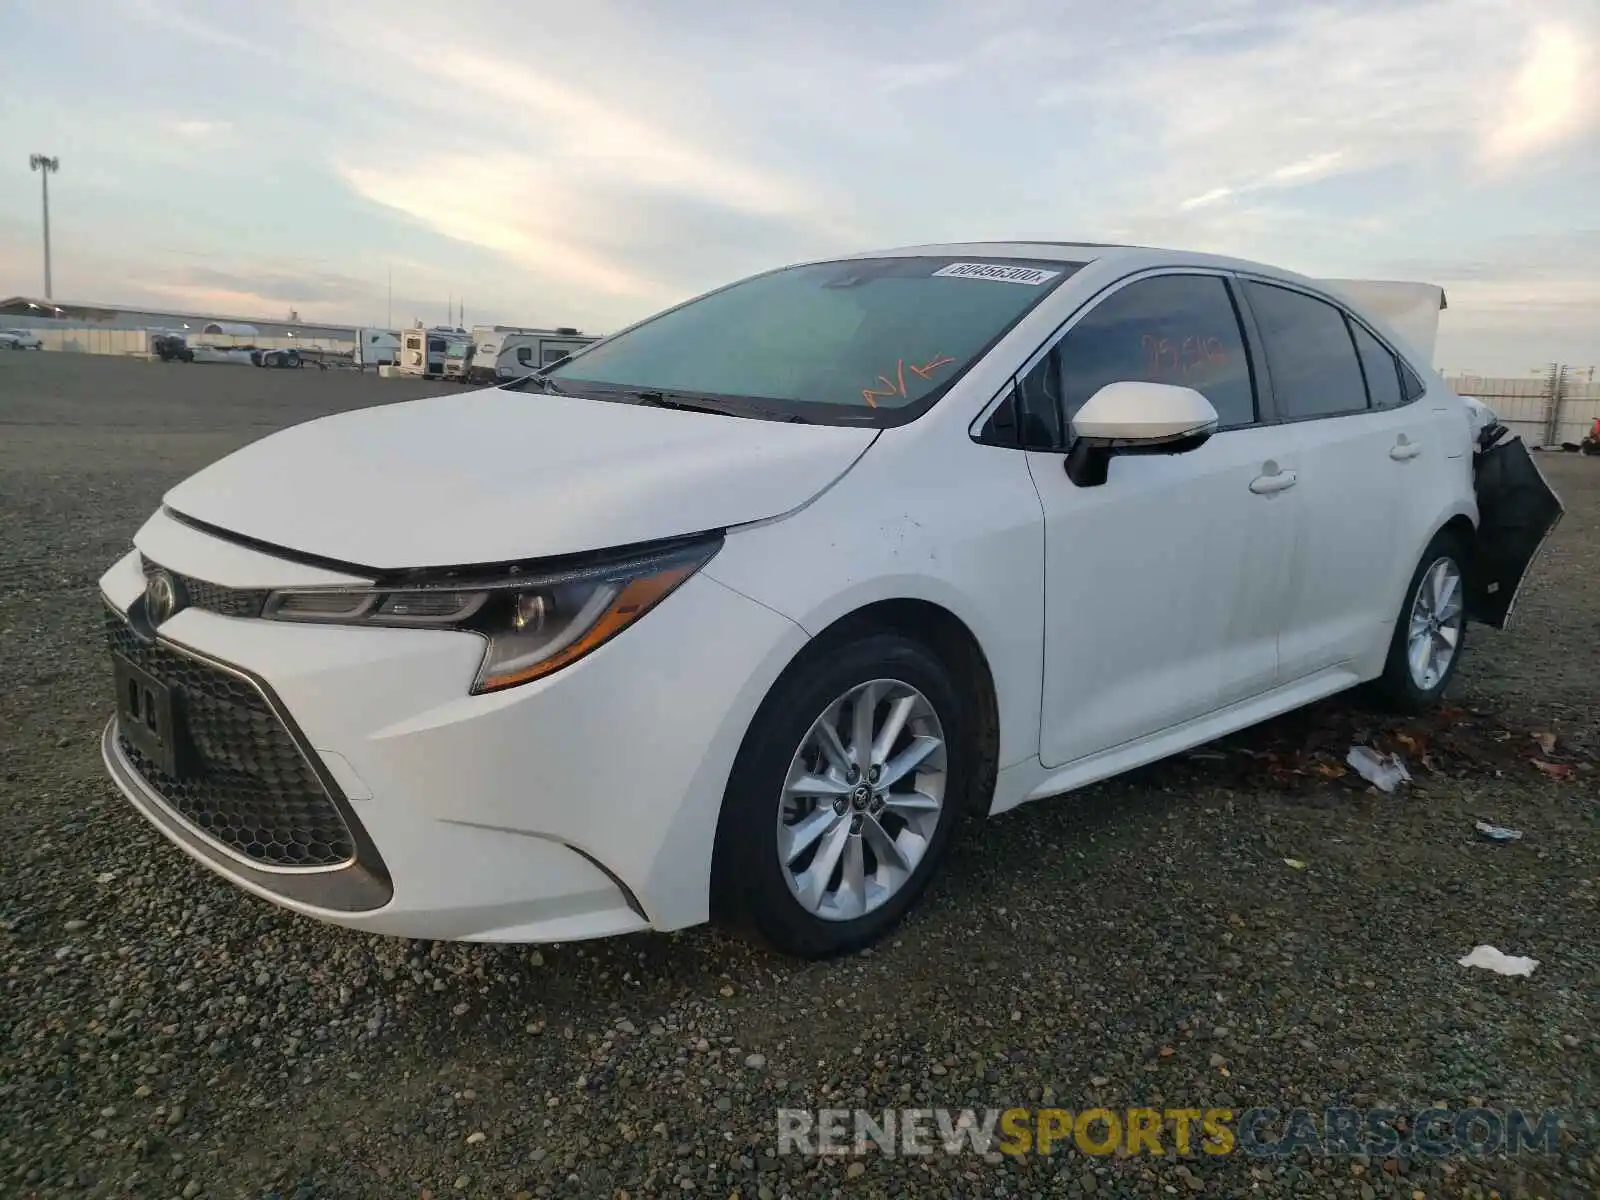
[{"left": 545, "top": 256, "right": 1081, "bottom": 422}]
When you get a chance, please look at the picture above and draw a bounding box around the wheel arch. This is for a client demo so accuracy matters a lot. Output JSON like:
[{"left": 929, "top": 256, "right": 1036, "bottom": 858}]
[
  {"left": 705, "top": 594, "right": 1001, "bottom": 951},
  {"left": 714, "top": 594, "right": 1003, "bottom": 873},
  {"left": 1438, "top": 511, "right": 1476, "bottom": 549},
  {"left": 1394, "top": 501, "right": 1476, "bottom": 608},
  {"left": 806, "top": 598, "right": 1000, "bottom": 818}
]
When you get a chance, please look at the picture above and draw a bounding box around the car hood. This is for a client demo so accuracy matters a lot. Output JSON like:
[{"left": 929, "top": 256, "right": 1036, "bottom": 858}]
[{"left": 163, "top": 388, "right": 877, "bottom": 570}]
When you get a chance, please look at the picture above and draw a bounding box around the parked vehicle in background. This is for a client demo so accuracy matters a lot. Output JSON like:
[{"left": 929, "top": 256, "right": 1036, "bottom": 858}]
[
  {"left": 0, "top": 328, "right": 44, "bottom": 350},
  {"left": 189, "top": 345, "right": 257, "bottom": 366},
  {"left": 201, "top": 321, "right": 260, "bottom": 338},
  {"left": 151, "top": 333, "right": 195, "bottom": 362},
  {"left": 470, "top": 328, "right": 596, "bottom": 383},
  {"left": 354, "top": 328, "right": 400, "bottom": 370},
  {"left": 442, "top": 338, "right": 474, "bottom": 382},
  {"left": 398, "top": 328, "right": 468, "bottom": 379},
  {"left": 96, "top": 241, "right": 1562, "bottom": 960}
]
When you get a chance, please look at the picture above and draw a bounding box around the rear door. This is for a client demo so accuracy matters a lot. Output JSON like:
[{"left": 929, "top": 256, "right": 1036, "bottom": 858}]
[{"left": 1240, "top": 280, "right": 1449, "bottom": 680}]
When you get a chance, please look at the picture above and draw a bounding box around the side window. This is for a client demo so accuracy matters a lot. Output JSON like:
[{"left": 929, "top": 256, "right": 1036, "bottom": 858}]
[
  {"left": 1399, "top": 360, "right": 1426, "bottom": 402},
  {"left": 1013, "top": 341, "right": 1065, "bottom": 449},
  {"left": 1060, "top": 274, "right": 1256, "bottom": 430},
  {"left": 516, "top": 347, "right": 534, "bottom": 365},
  {"left": 1244, "top": 282, "right": 1367, "bottom": 418},
  {"left": 541, "top": 345, "right": 572, "bottom": 366},
  {"left": 1349, "top": 320, "right": 1403, "bottom": 410},
  {"left": 1006, "top": 274, "right": 1255, "bottom": 449}
]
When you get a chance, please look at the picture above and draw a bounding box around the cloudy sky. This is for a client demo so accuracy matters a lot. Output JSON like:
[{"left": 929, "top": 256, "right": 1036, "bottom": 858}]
[{"left": 3, "top": 0, "right": 1596, "bottom": 374}]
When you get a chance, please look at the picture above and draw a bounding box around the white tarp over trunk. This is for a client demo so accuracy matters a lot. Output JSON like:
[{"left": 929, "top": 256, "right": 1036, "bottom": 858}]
[{"left": 1314, "top": 279, "right": 1447, "bottom": 367}]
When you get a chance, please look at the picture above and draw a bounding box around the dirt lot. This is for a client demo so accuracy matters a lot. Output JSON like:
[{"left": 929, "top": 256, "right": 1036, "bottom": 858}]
[{"left": 0, "top": 352, "right": 1595, "bottom": 1199}]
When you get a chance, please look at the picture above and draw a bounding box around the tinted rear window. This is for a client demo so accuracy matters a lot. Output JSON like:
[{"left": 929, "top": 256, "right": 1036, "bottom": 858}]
[
  {"left": 1244, "top": 282, "right": 1368, "bottom": 419},
  {"left": 1350, "top": 321, "right": 1403, "bottom": 410}
]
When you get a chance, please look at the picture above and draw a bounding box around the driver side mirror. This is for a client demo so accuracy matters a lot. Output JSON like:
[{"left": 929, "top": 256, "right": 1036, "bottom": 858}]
[{"left": 1065, "top": 381, "right": 1219, "bottom": 487}]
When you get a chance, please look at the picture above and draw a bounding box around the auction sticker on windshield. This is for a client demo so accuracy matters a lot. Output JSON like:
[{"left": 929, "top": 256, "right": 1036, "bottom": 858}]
[{"left": 932, "top": 262, "right": 1061, "bottom": 285}]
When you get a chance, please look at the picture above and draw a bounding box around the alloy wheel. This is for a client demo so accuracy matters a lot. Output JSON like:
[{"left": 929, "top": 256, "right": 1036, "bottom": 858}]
[
  {"left": 776, "top": 678, "right": 947, "bottom": 922},
  {"left": 1407, "top": 556, "right": 1464, "bottom": 691}
]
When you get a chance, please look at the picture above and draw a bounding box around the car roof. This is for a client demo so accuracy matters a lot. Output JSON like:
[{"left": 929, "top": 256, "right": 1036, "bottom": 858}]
[
  {"left": 838, "top": 239, "right": 1319, "bottom": 279},
  {"left": 847, "top": 241, "right": 1136, "bottom": 262}
]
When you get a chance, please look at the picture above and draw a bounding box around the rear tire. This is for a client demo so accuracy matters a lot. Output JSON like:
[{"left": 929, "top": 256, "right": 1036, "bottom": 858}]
[
  {"left": 1370, "top": 530, "right": 1468, "bottom": 714},
  {"left": 712, "top": 631, "right": 974, "bottom": 959}
]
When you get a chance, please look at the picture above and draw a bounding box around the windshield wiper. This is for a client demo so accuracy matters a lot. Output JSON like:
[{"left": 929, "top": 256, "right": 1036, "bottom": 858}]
[
  {"left": 626, "top": 390, "right": 745, "bottom": 417},
  {"left": 627, "top": 391, "right": 811, "bottom": 423},
  {"left": 505, "top": 373, "right": 567, "bottom": 394},
  {"left": 510, "top": 378, "right": 809, "bottom": 422}
]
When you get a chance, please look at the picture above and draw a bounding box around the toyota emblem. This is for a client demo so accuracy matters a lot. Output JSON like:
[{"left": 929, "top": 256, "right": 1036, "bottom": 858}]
[{"left": 146, "top": 570, "right": 184, "bottom": 625}]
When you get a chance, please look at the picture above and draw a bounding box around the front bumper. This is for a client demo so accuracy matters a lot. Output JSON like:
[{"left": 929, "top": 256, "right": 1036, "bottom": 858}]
[{"left": 97, "top": 512, "right": 809, "bottom": 941}]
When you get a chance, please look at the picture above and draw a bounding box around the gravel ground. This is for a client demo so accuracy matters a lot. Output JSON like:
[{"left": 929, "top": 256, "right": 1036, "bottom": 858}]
[{"left": 1, "top": 352, "right": 1595, "bottom": 1199}]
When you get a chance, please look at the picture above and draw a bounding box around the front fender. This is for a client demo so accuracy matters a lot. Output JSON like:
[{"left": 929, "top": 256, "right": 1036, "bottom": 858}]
[{"left": 704, "top": 433, "right": 1046, "bottom": 770}]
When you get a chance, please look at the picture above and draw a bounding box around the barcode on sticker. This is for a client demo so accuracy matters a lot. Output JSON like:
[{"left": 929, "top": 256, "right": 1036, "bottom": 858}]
[{"left": 932, "top": 262, "right": 1061, "bottom": 285}]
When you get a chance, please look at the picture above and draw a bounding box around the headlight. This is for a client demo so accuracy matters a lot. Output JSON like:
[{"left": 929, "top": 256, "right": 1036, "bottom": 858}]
[{"left": 263, "top": 536, "right": 720, "bottom": 694}]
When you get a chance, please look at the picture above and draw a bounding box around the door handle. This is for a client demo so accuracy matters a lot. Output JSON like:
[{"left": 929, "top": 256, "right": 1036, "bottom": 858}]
[
  {"left": 1249, "top": 469, "right": 1297, "bottom": 494},
  {"left": 1390, "top": 441, "right": 1422, "bottom": 461}
]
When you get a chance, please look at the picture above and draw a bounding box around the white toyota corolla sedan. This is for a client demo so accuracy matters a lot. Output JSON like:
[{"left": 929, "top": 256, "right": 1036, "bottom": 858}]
[{"left": 99, "top": 242, "right": 1558, "bottom": 958}]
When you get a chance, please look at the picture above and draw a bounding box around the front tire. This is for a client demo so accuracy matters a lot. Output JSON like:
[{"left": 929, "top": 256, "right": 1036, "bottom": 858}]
[
  {"left": 712, "top": 631, "right": 974, "bottom": 959},
  {"left": 1371, "top": 531, "right": 1468, "bottom": 713}
]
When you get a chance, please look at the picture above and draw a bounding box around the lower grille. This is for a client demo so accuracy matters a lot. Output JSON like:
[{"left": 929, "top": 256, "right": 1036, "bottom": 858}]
[{"left": 106, "top": 606, "right": 356, "bottom": 869}]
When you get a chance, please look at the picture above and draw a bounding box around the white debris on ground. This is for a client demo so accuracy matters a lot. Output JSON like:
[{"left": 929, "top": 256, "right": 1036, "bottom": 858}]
[
  {"left": 1458, "top": 945, "right": 1539, "bottom": 976},
  {"left": 1347, "top": 745, "right": 1413, "bottom": 792}
]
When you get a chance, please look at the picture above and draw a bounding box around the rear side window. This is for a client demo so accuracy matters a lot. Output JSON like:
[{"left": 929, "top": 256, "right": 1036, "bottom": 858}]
[
  {"left": 1245, "top": 282, "right": 1367, "bottom": 419},
  {"left": 1399, "top": 360, "right": 1426, "bottom": 401},
  {"left": 1349, "top": 321, "right": 1403, "bottom": 410}
]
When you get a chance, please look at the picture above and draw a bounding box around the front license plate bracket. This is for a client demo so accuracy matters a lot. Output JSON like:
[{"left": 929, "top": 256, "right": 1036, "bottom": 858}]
[{"left": 112, "top": 655, "right": 184, "bottom": 777}]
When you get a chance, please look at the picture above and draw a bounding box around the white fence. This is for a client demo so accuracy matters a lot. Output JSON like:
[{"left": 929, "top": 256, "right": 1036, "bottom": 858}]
[
  {"left": 1446, "top": 367, "right": 1600, "bottom": 448},
  {"left": 26, "top": 327, "right": 152, "bottom": 356},
  {"left": 11, "top": 324, "right": 358, "bottom": 364}
]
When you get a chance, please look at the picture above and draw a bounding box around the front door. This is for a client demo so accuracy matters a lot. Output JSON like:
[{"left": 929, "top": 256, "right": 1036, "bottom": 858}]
[{"left": 1026, "top": 271, "right": 1299, "bottom": 769}]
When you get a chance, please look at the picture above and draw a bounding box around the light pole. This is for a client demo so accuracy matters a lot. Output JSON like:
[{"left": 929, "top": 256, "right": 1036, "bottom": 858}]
[{"left": 29, "top": 154, "right": 60, "bottom": 300}]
